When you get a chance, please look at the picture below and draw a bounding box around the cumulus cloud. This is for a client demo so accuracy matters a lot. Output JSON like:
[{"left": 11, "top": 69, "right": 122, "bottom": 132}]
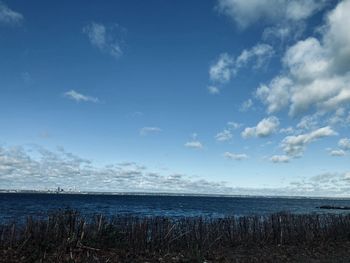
[
  {"left": 223, "top": 152, "right": 248, "bottom": 161},
  {"left": 256, "top": 0, "right": 350, "bottom": 116},
  {"left": 281, "top": 126, "right": 337, "bottom": 158},
  {"left": 0, "top": 1, "right": 23, "bottom": 25},
  {"left": 139, "top": 127, "right": 162, "bottom": 136},
  {"left": 216, "top": 0, "right": 326, "bottom": 29},
  {"left": 64, "top": 90, "right": 99, "bottom": 103},
  {"left": 256, "top": 76, "right": 293, "bottom": 114},
  {"left": 242, "top": 116, "right": 279, "bottom": 138},
  {"left": 83, "top": 22, "right": 125, "bottom": 59}
]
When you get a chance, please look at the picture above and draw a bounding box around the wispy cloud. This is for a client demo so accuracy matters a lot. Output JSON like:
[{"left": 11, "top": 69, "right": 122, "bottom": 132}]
[
  {"left": 0, "top": 1, "right": 23, "bottom": 26},
  {"left": 207, "top": 86, "right": 220, "bottom": 95},
  {"left": 139, "top": 127, "right": 162, "bottom": 136},
  {"left": 184, "top": 141, "right": 203, "bottom": 150},
  {"left": 64, "top": 90, "right": 99, "bottom": 103},
  {"left": 216, "top": 0, "right": 326, "bottom": 29},
  {"left": 328, "top": 137, "right": 350, "bottom": 157},
  {"left": 185, "top": 133, "right": 204, "bottom": 150},
  {"left": 339, "top": 138, "right": 350, "bottom": 151},
  {"left": 223, "top": 152, "right": 248, "bottom": 161},
  {"left": 215, "top": 121, "right": 241, "bottom": 142},
  {"left": 83, "top": 22, "right": 125, "bottom": 59},
  {"left": 215, "top": 129, "right": 232, "bottom": 142},
  {"left": 209, "top": 53, "right": 235, "bottom": 84},
  {"left": 329, "top": 149, "right": 346, "bottom": 157},
  {"left": 270, "top": 155, "right": 290, "bottom": 163},
  {"left": 239, "top": 99, "right": 253, "bottom": 112},
  {"left": 208, "top": 44, "right": 274, "bottom": 94}
]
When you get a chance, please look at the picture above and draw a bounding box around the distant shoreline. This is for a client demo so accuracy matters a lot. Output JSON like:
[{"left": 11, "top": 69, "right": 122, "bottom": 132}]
[{"left": 1, "top": 189, "right": 350, "bottom": 200}]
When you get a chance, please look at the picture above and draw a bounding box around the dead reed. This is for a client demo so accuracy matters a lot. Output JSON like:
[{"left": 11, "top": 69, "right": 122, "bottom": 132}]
[{"left": 1, "top": 210, "right": 350, "bottom": 262}]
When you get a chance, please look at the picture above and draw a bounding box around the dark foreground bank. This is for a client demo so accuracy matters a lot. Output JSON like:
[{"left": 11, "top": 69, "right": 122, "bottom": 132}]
[{"left": 1, "top": 210, "right": 350, "bottom": 262}]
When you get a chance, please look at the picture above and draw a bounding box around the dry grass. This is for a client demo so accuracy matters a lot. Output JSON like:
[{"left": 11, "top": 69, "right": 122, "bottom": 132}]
[{"left": 1, "top": 210, "right": 350, "bottom": 262}]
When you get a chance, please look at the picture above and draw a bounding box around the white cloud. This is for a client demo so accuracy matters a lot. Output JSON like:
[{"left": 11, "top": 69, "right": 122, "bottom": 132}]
[
  {"left": 240, "top": 99, "right": 253, "bottom": 112},
  {"left": 281, "top": 126, "right": 337, "bottom": 158},
  {"left": 235, "top": 44, "right": 274, "bottom": 69},
  {"left": 329, "top": 149, "right": 346, "bottom": 157},
  {"left": 287, "top": 171, "right": 350, "bottom": 197},
  {"left": 139, "top": 127, "right": 162, "bottom": 136},
  {"left": 227, "top": 121, "right": 241, "bottom": 129},
  {"left": 256, "top": 0, "right": 350, "bottom": 116},
  {"left": 207, "top": 86, "right": 220, "bottom": 94},
  {"left": 270, "top": 155, "right": 290, "bottom": 163},
  {"left": 209, "top": 53, "right": 235, "bottom": 83},
  {"left": 256, "top": 76, "right": 293, "bottom": 114},
  {"left": 242, "top": 116, "right": 279, "bottom": 138},
  {"left": 339, "top": 138, "right": 350, "bottom": 151},
  {"left": 215, "top": 121, "right": 241, "bottom": 142},
  {"left": 279, "top": 127, "right": 294, "bottom": 135},
  {"left": 328, "top": 108, "right": 346, "bottom": 126},
  {"left": 262, "top": 22, "right": 306, "bottom": 43},
  {"left": 216, "top": 0, "right": 325, "bottom": 29},
  {"left": 0, "top": 1, "right": 23, "bottom": 25},
  {"left": 184, "top": 141, "right": 203, "bottom": 150},
  {"left": 64, "top": 90, "right": 99, "bottom": 103},
  {"left": 2, "top": 145, "right": 350, "bottom": 196},
  {"left": 296, "top": 114, "right": 321, "bottom": 131},
  {"left": 209, "top": 44, "right": 273, "bottom": 89},
  {"left": 223, "top": 152, "right": 248, "bottom": 161},
  {"left": 0, "top": 145, "right": 237, "bottom": 194},
  {"left": 83, "top": 22, "right": 125, "bottom": 59},
  {"left": 215, "top": 129, "right": 232, "bottom": 142},
  {"left": 283, "top": 37, "right": 329, "bottom": 81}
]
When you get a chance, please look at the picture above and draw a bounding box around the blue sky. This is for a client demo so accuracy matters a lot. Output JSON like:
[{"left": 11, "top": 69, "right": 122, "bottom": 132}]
[{"left": 1, "top": 0, "right": 350, "bottom": 196}]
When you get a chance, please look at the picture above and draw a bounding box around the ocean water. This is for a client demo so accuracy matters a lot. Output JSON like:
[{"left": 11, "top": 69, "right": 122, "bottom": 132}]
[{"left": 1, "top": 193, "right": 350, "bottom": 223}]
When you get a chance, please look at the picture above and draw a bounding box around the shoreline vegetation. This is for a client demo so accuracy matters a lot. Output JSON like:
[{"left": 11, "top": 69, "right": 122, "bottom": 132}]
[{"left": 1, "top": 210, "right": 350, "bottom": 262}]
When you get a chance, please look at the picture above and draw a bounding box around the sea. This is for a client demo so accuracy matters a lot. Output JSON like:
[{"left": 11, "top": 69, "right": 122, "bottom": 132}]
[{"left": 1, "top": 193, "right": 350, "bottom": 223}]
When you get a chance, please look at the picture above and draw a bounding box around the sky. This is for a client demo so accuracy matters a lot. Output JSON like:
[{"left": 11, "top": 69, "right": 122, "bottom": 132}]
[{"left": 1, "top": 0, "right": 350, "bottom": 197}]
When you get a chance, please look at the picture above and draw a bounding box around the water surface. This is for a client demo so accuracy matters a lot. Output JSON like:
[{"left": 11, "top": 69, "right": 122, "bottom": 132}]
[{"left": 1, "top": 193, "right": 350, "bottom": 222}]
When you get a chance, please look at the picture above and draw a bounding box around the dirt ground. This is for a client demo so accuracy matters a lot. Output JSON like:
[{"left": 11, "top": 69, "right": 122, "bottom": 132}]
[{"left": 1, "top": 242, "right": 350, "bottom": 263}]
